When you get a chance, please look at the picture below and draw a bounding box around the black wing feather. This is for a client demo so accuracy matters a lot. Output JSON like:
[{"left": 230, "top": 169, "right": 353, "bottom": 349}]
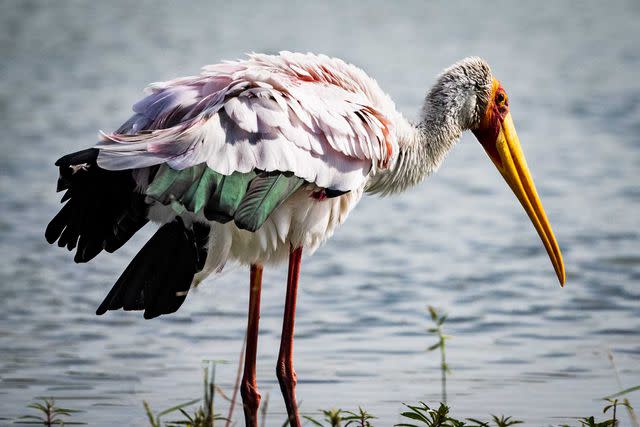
[
  {"left": 96, "top": 218, "right": 209, "bottom": 319},
  {"left": 46, "top": 148, "right": 149, "bottom": 262}
]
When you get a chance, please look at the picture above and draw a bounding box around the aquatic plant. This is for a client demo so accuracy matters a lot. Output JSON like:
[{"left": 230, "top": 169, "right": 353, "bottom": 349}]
[
  {"left": 15, "top": 368, "right": 637, "bottom": 426},
  {"left": 16, "top": 398, "right": 83, "bottom": 426},
  {"left": 144, "top": 360, "right": 228, "bottom": 427},
  {"left": 143, "top": 399, "right": 201, "bottom": 427},
  {"left": 396, "top": 402, "right": 527, "bottom": 427},
  {"left": 342, "top": 407, "right": 377, "bottom": 427},
  {"left": 303, "top": 408, "right": 345, "bottom": 427},
  {"left": 394, "top": 401, "right": 525, "bottom": 427},
  {"left": 576, "top": 416, "right": 615, "bottom": 427},
  {"left": 427, "top": 306, "right": 450, "bottom": 403},
  {"left": 602, "top": 398, "right": 633, "bottom": 427},
  {"left": 396, "top": 401, "right": 451, "bottom": 427},
  {"left": 604, "top": 350, "right": 639, "bottom": 427},
  {"left": 15, "top": 312, "right": 639, "bottom": 427},
  {"left": 465, "top": 415, "right": 524, "bottom": 427},
  {"left": 487, "top": 415, "right": 523, "bottom": 427},
  {"left": 166, "top": 406, "right": 228, "bottom": 427}
]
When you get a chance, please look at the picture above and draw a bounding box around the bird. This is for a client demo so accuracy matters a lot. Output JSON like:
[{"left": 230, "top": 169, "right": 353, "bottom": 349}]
[{"left": 45, "top": 51, "right": 565, "bottom": 427}]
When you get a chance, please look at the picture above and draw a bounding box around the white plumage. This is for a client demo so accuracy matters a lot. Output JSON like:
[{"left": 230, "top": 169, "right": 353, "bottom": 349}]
[
  {"left": 99, "top": 51, "right": 421, "bottom": 273},
  {"left": 193, "top": 185, "right": 364, "bottom": 280},
  {"left": 96, "top": 52, "right": 415, "bottom": 192}
]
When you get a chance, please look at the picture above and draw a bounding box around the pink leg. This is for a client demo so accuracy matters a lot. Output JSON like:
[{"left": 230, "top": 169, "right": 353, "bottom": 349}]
[
  {"left": 241, "top": 264, "right": 263, "bottom": 427},
  {"left": 277, "top": 246, "right": 303, "bottom": 427}
]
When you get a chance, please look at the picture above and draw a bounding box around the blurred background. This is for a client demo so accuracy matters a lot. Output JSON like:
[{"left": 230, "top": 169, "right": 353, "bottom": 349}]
[{"left": 1, "top": 1, "right": 639, "bottom": 425}]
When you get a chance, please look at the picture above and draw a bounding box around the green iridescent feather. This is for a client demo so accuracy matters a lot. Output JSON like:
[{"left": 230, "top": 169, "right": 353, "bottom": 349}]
[
  {"left": 204, "top": 171, "right": 257, "bottom": 222},
  {"left": 145, "top": 164, "right": 304, "bottom": 231},
  {"left": 146, "top": 164, "right": 208, "bottom": 206},
  {"left": 234, "top": 173, "right": 304, "bottom": 232}
]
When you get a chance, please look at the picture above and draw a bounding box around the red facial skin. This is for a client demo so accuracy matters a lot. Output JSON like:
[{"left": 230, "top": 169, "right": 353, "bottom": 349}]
[{"left": 472, "top": 80, "right": 510, "bottom": 167}]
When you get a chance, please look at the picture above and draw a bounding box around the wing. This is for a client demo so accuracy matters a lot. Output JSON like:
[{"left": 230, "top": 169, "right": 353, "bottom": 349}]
[{"left": 95, "top": 53, "right": 395, "bottom": 193}]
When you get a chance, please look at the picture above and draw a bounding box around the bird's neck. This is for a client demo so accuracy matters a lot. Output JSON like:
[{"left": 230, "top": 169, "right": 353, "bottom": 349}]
[
  {"left": 365, "top": 57, "right": 492, "bottom": 196},
  {"left": 366, "top": 100, "right": 463, "bottom": 196}
]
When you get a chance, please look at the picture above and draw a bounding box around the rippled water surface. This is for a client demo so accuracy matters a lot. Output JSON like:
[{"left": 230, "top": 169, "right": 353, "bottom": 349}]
[{"left": 1, "top": 1, "right": 639, "bottom": 425}]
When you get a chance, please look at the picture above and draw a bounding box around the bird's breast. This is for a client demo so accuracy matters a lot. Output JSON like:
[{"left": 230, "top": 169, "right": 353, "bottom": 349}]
[{"left": 193, "top": 185, "right": 364, "bottom": 281}]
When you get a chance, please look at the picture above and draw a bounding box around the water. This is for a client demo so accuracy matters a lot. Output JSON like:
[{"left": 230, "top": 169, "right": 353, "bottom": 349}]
[{"left": 1, "top": 1, "right": 639, "bottom": 425}]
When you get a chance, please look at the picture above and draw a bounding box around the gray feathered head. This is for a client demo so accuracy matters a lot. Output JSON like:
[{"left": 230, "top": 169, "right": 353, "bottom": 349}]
[
  {"left": 424, "top": 57, "right": 493, "bottom": 131},
  {"left": 430, "top": 56, "right": 566, "bottom": 285}
]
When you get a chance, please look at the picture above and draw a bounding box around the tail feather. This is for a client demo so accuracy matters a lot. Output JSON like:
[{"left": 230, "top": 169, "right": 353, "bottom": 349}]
[{"left": 96, "top": 218, "right": 210, "bottom": 319}]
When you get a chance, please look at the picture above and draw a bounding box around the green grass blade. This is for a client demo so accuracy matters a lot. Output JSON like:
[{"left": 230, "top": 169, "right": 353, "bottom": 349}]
[
  {"left": 157, "top": 398, "right": 201, "bottom": 417},
  {"left": 602, "top": 385, "right": 640, "bottom": 400}
]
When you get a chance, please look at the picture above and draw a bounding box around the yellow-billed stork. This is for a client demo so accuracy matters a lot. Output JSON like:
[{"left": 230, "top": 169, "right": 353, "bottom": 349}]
[{"left": 45, "top": 52, "right": 565, "bottom": 426}]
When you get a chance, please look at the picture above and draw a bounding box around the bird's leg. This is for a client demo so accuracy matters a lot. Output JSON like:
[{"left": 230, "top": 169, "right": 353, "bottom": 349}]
[
  {"left": 277, "top": 246, "right": 303, "bottom": 427},
  {"left": 241, "top": 264, "right": 263, "bottom": 427}
]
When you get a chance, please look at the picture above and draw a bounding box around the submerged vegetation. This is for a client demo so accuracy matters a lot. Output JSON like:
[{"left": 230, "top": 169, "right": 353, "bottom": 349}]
[{"left": 12, "top": 310, "right": 639, "bottom": 426}]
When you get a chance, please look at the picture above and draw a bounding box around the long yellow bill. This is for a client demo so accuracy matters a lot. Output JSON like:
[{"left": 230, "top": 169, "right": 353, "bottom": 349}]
[{"left": 484, "top": 113, "right": 566, "bottom": 285}]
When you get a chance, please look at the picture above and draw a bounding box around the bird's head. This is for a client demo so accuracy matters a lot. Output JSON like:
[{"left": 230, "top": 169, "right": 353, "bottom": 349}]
[
  {"left": 472, "top": 76, "right": 565, "bottom": 286},
  {"left": 436, "top": 57, "right": 566, "bottom": 285}
]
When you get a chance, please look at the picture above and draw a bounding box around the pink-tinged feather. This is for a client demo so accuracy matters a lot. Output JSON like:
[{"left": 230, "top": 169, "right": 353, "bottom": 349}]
[
  {"left": 224, "top": 98, "right": 258, "bottom": 133},
  {"left": 97, "top": 51, "right": 400, "bottom": 191},
  {"left": 202, "top": 76, "right": 233, "bottom": 95}
]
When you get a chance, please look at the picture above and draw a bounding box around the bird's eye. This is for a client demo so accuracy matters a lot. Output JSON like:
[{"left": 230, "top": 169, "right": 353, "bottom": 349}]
[{"left": 496, "top": 92, "right": 506, "bottom": 104}]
